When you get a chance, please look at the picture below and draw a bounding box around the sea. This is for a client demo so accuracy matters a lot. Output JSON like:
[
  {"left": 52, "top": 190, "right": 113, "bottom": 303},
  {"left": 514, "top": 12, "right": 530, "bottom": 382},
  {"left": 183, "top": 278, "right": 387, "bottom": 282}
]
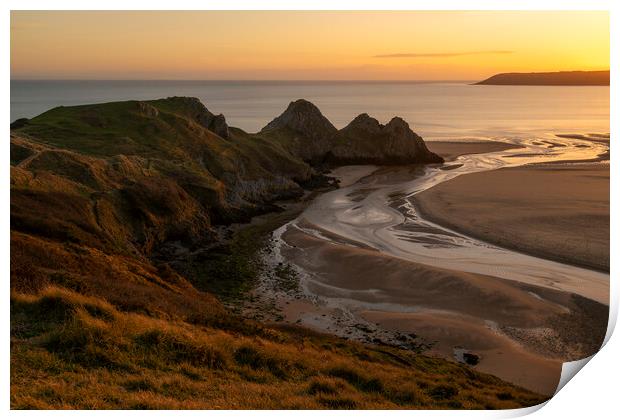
[{"left": 10, "top": 80, "right": 609, "bottom": 141}]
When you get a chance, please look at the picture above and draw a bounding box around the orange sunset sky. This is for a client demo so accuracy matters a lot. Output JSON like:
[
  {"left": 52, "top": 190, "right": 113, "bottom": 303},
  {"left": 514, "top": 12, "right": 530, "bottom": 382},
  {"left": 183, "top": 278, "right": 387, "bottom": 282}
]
[{"left": 11, "top": 10, "right": 610, "bottom": 80}]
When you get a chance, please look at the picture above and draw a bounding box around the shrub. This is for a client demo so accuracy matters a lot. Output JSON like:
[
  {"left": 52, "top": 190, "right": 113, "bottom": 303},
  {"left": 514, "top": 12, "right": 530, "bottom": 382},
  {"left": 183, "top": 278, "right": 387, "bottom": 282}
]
[
  {"left": 387, "top": 386, "right": 425, "bottom": 405},
  {"left": 122, "top": 378, "right": 159, "bottom": 392},
  {"left": 496, "top": 392, "right": 514, "bottom": 401},
  {"left": 327, "top": 367, "right": 383, "bottom": 393},
  {"left": 43, "top": 312, "right": 129, "bottom": 369},
  {"left": 306, "top": 379, "right": 338, "bottom": 395},
  {"left": 428, "top": 384, "right": 459, "bottom": 400},
  {"left": 135, "top": 329, "right": 227, "bottom": 369},
  {"left": 317, "top": 396, "right": 357, "bottom": 409},
  {"left": 234, "top": 345, "right": 292, "bottom": 379}
]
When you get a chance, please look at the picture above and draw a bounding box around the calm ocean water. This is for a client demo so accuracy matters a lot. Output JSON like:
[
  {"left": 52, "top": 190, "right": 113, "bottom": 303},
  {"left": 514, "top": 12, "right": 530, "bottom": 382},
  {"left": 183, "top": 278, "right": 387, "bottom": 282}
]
[{"left": 10, "top": 80, "right": 609, "bottom": 140}]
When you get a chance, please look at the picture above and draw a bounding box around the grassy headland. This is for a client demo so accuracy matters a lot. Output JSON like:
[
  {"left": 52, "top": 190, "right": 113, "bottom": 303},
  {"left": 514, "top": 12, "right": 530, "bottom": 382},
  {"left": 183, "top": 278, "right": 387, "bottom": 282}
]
[{"left": 10, "top": 97, "right": 546, "bottom": 409}]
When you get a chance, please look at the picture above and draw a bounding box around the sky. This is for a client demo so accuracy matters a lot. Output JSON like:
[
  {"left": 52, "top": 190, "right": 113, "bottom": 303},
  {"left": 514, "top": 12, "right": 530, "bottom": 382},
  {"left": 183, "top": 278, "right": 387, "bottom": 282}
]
[{"left": 10, "top": 11, "right": 610, "bottom": 80}]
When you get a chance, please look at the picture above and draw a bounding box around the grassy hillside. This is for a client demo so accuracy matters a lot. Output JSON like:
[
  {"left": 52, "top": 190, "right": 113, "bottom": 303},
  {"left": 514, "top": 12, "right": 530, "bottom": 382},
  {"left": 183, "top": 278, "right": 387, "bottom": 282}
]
[
  {"left": 10, "top": 98, "right": 547, "bottom": 409},
  {"left": 12, "top": 286, "right": 547, "bottom": 409}
]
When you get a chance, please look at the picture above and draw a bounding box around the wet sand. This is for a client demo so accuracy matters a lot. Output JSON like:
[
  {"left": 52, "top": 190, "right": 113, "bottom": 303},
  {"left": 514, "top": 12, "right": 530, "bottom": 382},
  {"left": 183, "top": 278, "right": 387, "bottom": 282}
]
[
  {"left": 276, "top": 224, "right": 606, "bottom": 395},
  {"left": 329, "top": 165, "right": 378, "bottom": 187},
  {"left": 414, "top": 163, "right": 609, "bottom": 272},
  {"left": 426, "top": 140, "right": 522, "bottom": 160},
  {"left": 249, "top": 140, "right": 609, "bottom": 397}
]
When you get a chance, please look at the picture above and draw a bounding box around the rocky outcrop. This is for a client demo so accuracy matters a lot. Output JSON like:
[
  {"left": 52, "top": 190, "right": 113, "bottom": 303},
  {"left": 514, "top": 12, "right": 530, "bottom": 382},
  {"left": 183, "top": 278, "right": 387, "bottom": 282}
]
[
  {"left": 329, "top": 113, "right": 443, "bottom": 164},
  {"left": 136, "top": 101, "right": 160, "bottom": 118},
  {"left": 260, "top": 99, "right": 338, "bottom": 163},
  {"left": 261, "top": 101, "right": 443, "bottom": 165},
  {"left": 206, "top": 114, "right": 229, "bottom": 140},
  {"left": 193, "top": 110, "right": 229, "bottom": 140},
  {"left": 156, "top": 96, "right": 230, "bottom": 139}
]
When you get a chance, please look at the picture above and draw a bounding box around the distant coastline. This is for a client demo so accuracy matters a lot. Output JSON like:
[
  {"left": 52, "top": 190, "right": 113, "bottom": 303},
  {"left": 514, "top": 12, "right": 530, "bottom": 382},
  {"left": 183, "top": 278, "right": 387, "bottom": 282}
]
[{"left": 475, "top": 70, "right": 610, "bottom": 86}]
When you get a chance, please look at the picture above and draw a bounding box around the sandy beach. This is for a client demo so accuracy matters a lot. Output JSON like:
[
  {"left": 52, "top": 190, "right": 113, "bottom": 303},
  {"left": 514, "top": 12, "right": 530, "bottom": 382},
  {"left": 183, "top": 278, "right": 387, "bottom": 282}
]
[
  {"left": 272, "top": 222, "right": 606, "bottom": 395},
  {"left": 414, "top": 162, "right": 609, "bottom": 272},
  {"left": 248, "top": 139, "right": 609, "bottom": 396}
]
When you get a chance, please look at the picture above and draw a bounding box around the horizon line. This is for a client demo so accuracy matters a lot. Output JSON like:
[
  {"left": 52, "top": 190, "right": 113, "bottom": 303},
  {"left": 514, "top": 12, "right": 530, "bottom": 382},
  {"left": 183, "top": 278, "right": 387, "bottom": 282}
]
[
  {"left": 10, "top": 78, "right": 477, "bottom": 82},
  {"left": 11, "top": 70, "right": 609, "bottom": 83}
]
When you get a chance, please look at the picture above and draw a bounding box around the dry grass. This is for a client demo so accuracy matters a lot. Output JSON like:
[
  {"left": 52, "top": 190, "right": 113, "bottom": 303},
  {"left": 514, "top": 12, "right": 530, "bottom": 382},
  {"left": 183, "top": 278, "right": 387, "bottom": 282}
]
[
  {"left": 10, "top": 231, "right": 225, "bottom": 323},
  {"left": 11, "top": 287, "right": 547, "bottom": 409}
]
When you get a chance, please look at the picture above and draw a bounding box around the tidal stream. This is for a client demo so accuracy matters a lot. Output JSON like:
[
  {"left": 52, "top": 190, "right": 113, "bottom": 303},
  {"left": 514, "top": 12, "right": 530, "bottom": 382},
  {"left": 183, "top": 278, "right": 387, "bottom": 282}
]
[{"left": 275, "top": 135, "right": 610, "bottom": 305}]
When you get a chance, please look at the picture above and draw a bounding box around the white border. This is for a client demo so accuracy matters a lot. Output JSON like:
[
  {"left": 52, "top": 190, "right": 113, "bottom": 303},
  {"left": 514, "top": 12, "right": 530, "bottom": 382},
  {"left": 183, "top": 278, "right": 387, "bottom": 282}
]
[
  {"left": 3, "top": 1, "right": 617, "bottom": 419},
  {"left": 3, "top": 1, "right": 617, "bottom": 10}
]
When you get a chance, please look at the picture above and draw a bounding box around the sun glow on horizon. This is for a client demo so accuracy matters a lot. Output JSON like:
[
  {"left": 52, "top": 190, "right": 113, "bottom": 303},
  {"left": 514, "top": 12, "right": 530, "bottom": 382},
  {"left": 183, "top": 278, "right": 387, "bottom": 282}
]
[{"left": 11, "top": 11, "right": 610, "bottom": 81}]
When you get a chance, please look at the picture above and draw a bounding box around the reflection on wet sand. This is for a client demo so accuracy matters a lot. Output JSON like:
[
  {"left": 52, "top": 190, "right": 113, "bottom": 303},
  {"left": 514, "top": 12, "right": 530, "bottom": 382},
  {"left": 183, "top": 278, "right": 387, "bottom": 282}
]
[{"left": 253, "top": 135, "right": 609, "bottom": 395}]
